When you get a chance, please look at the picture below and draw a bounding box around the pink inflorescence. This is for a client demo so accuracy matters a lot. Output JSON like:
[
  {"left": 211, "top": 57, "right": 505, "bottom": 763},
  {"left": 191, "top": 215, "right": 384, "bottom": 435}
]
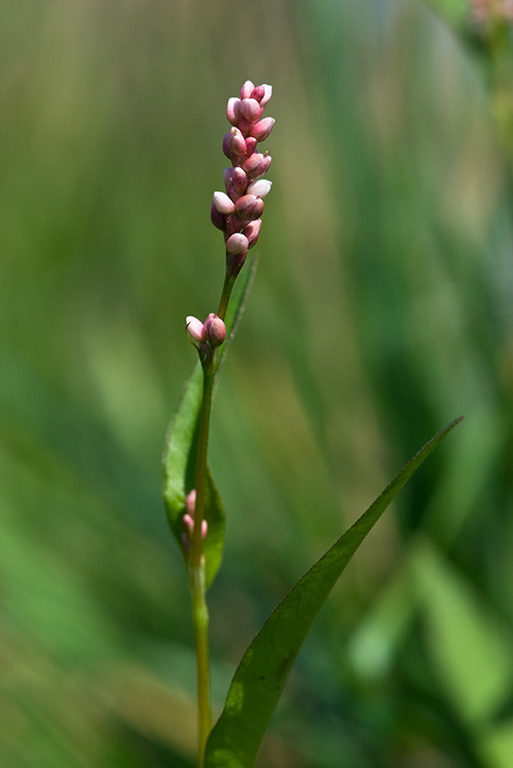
[
  {"left": 186, "top": 312, "right": 226, "bottom": 355},
  {"left": 181, "top": 489, "right": 208, "bottom": 555},
  {"left": 211, "top": 80, "right": 275, "bottom": 278}
]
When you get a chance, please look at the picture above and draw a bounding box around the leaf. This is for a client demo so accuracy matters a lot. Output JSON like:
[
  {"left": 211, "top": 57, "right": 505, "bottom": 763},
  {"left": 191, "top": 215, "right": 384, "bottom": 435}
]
[
  {"left": 204, "top": 417, "right": 463, "bottom": 767},
  {"left": 163, "top": 255, "right": 258, "bottom": 589}
]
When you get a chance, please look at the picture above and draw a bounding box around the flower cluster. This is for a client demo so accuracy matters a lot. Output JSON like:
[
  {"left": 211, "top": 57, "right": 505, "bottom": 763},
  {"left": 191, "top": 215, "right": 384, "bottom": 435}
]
[
  {"left": 186, "top": 312, "right": 226, "bottom": 356},
  {"left": 211, "top": 80, "right": 275, "bottom": 278},
  {"left": 181, "top": 490, "right": 207, "bottom": 555}
]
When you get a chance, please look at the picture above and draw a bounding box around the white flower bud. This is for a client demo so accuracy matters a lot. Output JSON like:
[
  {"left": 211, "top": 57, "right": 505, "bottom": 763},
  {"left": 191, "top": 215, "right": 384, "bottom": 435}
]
[
  {"left": 259, "top": 84, "right": 273, "bottom": 106},
  {"left": 246, "top": 179, "right": 272, "bottom": 199},
  {"left": 185, "top": 316, "right": 205, "bottom": 344},
  {"left": 225, "top": 233, "right": 249, "bottom": 255},
  {"left": 213, "top": 191, "right": 235, "bottom": 215}
]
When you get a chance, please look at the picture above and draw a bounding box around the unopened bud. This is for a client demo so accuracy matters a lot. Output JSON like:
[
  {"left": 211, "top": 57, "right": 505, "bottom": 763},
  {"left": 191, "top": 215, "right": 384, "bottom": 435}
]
[
  {"left": 226, "top": 97, "right": 241, "bottom": 126},
  {"left": 250, "top": 85, "right": 265, "bottom": 103},
  {"left": 226, "top": 233, "right": 249, "bottom": 255},
  {"left": 237, "top": 116, "right": 253, "bottom": 138},
  {"left": 235, "top": 194, "right": 264, "bottom": 221},
  {"left": 242, "top": 219, "right": 262, "bottom": 248},
  {"left": 224, "top": 166, "right": 248, "bottom": 201},
  {"left": 240, "top": 80, "right": 255, "bottom": 99},
  {"left": 185, "top": 489, "right": 196, "bottom": 516},
  {"left": 223, "top": 127, "right": 246, "bottom": 160},
  {"left": 203, "top": 313, "right": 226, "bottom": 347},
  {"left": 252, "top": 84, "right": 272, "bottom": 106},
  {"left": 240, "top": 98, "right": 264, "bottom": 123},
  {"left": 243, "top": 137, "right": 258, "bottom": 158},
  {"left": 183, "top": 513, "right": 194, "bottom": 534},
  {"left": 246, "top": 179, "right": 272, "bottom": 199},
  {"left": 213, "top": 191, "right": 235, "bottom": 215},
  {"left": 186, "top": 316, "right": 205, "bottom": 344},
  {"left": 211, "top": 200, "right": 226, "bottom": 231},
  {"left": 242, "top": 152, "right": 272, "bottom": 179},
  {"left": 251, "top": 117, "right": 275, "bottom": 142},
  {"left": 201, "top": 520, "right": 208, "bottom": 539}
]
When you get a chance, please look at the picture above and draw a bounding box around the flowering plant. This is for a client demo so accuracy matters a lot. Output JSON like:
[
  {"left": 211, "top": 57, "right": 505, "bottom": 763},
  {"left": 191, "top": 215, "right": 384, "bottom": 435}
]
[{"left": 163, "top": 80, "right": 461, "bottom": 768}]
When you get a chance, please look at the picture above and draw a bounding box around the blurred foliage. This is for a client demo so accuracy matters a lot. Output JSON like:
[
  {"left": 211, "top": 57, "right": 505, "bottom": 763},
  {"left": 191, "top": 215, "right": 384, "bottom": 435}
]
[{"left": 1, "top": 0, "right": 512, "bottom": 766}]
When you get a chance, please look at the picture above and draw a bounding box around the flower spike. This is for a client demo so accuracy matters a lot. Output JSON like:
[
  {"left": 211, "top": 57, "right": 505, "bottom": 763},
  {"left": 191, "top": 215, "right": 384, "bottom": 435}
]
[{"left": 211, "top": 81, "right": 274, "bottom": 279}]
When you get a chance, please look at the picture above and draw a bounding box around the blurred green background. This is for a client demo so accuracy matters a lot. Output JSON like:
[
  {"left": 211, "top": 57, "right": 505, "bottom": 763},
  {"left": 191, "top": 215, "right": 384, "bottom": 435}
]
[{"left": 1, "top": 1, "right": 513, "bottom": 766}]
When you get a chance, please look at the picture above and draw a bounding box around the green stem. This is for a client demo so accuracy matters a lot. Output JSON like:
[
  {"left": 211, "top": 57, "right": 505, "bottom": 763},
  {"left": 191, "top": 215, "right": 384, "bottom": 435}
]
[
  {"left": 217, "top": 272, "right": 236, "bottom": 321},
  {"left": 189, "top": 354, "right": 215, "bottom": 763},
  {"left": 188, "top": 562, "right": 210, "bottom": 767},
  {"left": 190, "top": 357, "right": 215, "bottom": 567},
  {"left": 187, "top": 266, "right": 237, "bottom": 763}
]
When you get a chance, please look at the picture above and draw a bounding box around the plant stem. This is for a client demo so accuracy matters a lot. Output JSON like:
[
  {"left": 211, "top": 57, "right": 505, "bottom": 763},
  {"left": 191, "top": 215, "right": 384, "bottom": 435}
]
[
  {"left": 217, "top": 272, "right": 236, "bottom": 321},
  {"left": 188, "top": 562, "right": 210, "bottom": 767},
  {"left": 190, "top": 356, "right": 215, "bottom": 567},
  {"left": 187, "top": 266, "right": 237, "bottom": 763},
  {"left": 189, "top": 353, "right": 215, "bottom": 764}
]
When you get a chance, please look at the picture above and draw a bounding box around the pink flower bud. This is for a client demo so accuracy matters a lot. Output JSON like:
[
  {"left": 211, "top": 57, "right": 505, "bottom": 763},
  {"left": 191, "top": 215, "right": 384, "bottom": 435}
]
[
  {"left": 186, "top": 316, "right": 205, "bottom": 344},
  {"left": 203, "top": 313, "right": 226, "bottom": 348},
  {"left": 224, "top": 167, "right": 248, "bottom": 201},
  {"left": 201, "top": 520, "right": 208, "bottom": 539},
  {"left": 222, "top": 132, "right": 233, "bottom": 160},
  {"left": 251, "top": 117, "right": 275, "bottom": 142},
  {"left": 250, "top": 85, "right": 265, "bottom": 103},
  {"left": 226, "top": 97, "right": 241, "bottom": 126},
  {"left": 246, "top": 179, "right": 272, "bottom": 199},
  {"left": 185, "top": 489, "right": 196, "bottom": 516},
  {"left": 226, "top": 233, "right": 249, "bottom": 255},
  {"left": 235, "top": 194, "right": 265, "bottom": 221},
  {"left": 210, "top": 200, "right": 226, "bottom": 230},
  {"left": 213, "top": 191, "right": 235, "bottom": 215},
  {"left": 240, "top": 80, "right": 255, "bottom": 99},
  {"left": 229, "top": 126, "right": 247, "bottom": 155},
  {"left": 244, "top": 137, "right": 258, "bottom": 157},
  {"left": 223, "top": 127, "right": 246, "bottom": 160},
  {"left": 237, "top": 116, "right": 253, "bottom": 138},
  {"left": 252, "top": 83, "right": 272, "bottom": 106},
  {"left": 242, "top": 219, "right": 262, "bottom": 248},
  {"left": 240, "top": 98, "right": 264, "bottom": 122},
  {"left": 183, "top": 513, "right": 194, "bottom": 533},
  {"left": 241, "top": 152, "right": 272, "bottom": 179}
]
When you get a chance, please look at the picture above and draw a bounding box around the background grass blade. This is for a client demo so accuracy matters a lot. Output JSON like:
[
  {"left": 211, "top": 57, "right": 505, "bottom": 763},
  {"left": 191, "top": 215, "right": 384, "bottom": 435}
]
[
  {"left": 425, "top": 0, "right": 468, "bottom": 27},
  {"left": 205, "top": 417, "right": 463, "bottom": 767},
  {"left": 163, "top": 255, "right": 258, "bottom": 588}
]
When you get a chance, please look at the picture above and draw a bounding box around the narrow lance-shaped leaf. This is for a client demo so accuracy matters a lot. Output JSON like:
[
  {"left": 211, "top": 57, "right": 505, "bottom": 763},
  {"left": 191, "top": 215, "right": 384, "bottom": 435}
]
[
  {"left": 205, "top": 417, "right": 463, "bottom": 767},
  {"left": 163, "top": 255, "right": 258, "bottom": 589}
]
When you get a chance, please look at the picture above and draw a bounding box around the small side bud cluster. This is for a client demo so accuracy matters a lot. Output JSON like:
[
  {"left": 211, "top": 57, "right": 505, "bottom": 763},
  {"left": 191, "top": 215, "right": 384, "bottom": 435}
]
[
  {"left": 211, "top": 80, "right": 275, "bottom": 278},
  {"left": 181, "top": 489, "right": 208, "bottom": 555},
  {"left": 186, "top": 313, "right": 226, "bottom": 356},
  {"left": 470, "top": 0, "right": 513, "bottom": 25}
]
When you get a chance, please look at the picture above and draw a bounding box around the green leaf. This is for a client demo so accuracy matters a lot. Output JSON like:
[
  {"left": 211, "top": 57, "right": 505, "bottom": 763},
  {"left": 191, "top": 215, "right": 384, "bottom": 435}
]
[
  {"left": 205, "top": 417, "right": 463, "bottom": 767},
  {"left": 163, "top": 255, "right": 258, "bottom": 589}
]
